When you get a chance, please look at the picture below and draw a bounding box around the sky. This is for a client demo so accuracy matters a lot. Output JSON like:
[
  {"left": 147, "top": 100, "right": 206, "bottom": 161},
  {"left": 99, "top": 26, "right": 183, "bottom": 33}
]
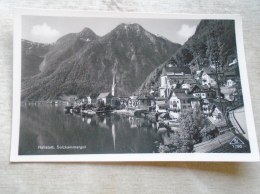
[{"left": 22, "top": 16, "right": 201, "bottom": 45}]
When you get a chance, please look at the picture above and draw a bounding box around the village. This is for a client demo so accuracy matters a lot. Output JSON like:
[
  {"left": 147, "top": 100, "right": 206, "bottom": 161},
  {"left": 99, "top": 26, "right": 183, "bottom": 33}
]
[{"left": 47, "top": 54, "right": 249, "bottom": 153}]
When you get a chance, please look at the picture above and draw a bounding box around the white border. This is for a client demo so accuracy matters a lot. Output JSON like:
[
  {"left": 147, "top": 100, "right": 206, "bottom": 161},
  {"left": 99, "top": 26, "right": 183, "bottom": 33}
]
[{"left": 10, "top": 9, "right": 260, "bottom": 162}]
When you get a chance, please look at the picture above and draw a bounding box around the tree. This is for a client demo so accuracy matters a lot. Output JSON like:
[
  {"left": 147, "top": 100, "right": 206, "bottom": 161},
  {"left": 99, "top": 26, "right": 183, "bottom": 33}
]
[{"left": 178, "top": 105, "right": 205, "bottom": 150}]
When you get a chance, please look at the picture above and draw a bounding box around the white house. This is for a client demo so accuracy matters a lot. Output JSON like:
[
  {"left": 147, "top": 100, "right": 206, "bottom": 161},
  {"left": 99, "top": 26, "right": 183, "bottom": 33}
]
[
  {"left": 201, "top": 67, "right": 217, "bottom": 87},
  {"left": 226, "top": 79, "right": 236, "bottom": 87},
  {"left": 97, "top": 92, "right": 112, "bottom": 105},
  {"left": 86, "top": 96, "right": 92, "bottom": 104},
  {"left": 159, "top": 75, "right": 171, "bottom": 98},
  {"left": 128, "top": 96, "right": 139, "bottom": 108},
  {"left": 155, "top": 98, "right": 168, "bottom": 113},
  {"left": 168, "top": 90, "right": 194, "bottom": 111},
  {"left": 181, "top": 83, "right": 191, "bottom": 90}
]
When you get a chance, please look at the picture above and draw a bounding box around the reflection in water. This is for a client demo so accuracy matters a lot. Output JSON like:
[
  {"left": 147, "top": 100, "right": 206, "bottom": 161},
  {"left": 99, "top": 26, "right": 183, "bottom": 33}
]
[
  {"left": 112, "top": 124, "right": 116, "bottom": 152},
  {"left": 19, "top": 104, "right": 159, "bottom": 155}
]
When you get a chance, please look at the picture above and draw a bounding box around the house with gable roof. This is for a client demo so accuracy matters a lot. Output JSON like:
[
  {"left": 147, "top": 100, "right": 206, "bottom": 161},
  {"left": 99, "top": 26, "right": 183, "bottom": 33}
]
[
  {"left": 188, "top": 84, "right": 216, "bottom": 99},
  {"left": 201, "top": 67, "right": 217, "bottom": 87},
  {"left": 168, "top": 89, "right": 195, "bottom": 112},
  {"left": 97, "top": 92, "right": 112, "bottom": 105}
]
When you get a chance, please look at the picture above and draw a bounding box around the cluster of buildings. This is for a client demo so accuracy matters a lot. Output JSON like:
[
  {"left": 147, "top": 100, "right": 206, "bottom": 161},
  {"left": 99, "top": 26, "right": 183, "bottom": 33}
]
[{"left": 74, "top": 59, "right": 239, "bottom": 124}]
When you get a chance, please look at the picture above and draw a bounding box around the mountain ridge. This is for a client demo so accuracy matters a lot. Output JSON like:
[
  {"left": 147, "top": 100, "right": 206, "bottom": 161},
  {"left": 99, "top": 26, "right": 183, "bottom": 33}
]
[{"left": 21, "top": 23, "right": 181, "bottom": 101}]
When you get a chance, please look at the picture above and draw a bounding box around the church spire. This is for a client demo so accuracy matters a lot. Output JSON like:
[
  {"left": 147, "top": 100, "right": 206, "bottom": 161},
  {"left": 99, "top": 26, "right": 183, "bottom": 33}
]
[{"left": 112, "top": 73, "right": 116, "bottom": 96}]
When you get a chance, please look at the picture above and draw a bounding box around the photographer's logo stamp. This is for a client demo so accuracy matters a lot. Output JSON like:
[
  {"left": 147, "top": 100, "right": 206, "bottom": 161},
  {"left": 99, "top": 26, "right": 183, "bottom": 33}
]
[{"left": 230, "top": 136, "right": 244, "bottom": 149}]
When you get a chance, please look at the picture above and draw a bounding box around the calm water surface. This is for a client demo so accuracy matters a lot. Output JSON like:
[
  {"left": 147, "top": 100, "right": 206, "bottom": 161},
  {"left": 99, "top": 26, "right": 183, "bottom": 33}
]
[{"left": 19, "top": 104, "right": 159, "bottom": 155}]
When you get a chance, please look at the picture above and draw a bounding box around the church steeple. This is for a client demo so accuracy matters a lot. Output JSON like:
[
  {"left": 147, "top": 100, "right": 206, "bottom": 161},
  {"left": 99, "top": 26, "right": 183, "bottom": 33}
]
[{"left": 111, "top": 73, "right": 116, "bottom": 96}]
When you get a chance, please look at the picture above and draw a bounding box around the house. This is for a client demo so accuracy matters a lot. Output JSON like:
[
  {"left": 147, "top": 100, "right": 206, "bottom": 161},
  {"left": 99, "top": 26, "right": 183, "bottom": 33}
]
[
  {"left": 159, "top": 75, "right": 172, "bottom": 98},
  {"left": 155, "top": 97, "right": 168, "bottom": 113},
  {"left": 201, "top": 67, "right": 217, "bottom": 87},
  {"left": 128, "top": 96, "right": 139, "bottom": 108},
  {"left": 211, "top": 104, "right": 223, "bottom": 120},
  {"left": 220, "top": 86, "right": 236, "bottom": 101},
  {"left": 68, "top": 95, "right": 78, "bottom": 104},
  {"left": 224, "top": 69, "right": 238, "bottom": 80},
  {"left": 84, "top": 96, "right": 92, "bottom": 104},
  {"left": 188, "top": 85, "right": 216, "bottom": 99},
  {"left": 200, "top": 99, "right": 223, "bottom": 119},
  {"left": 159, "top": 66, "right": 194, "bottom": 98},
  {"left": 203, "top": 99, "right": 230, "bottom": 120},
  {"left": 168, "top": 89, "right": 194, "bottom": 112},
  {"left": 118, "top": 96, "right": 129, "bottom": 106},
  {"left": 137, "top": 95, "right": 153, "bottom": 110},
  {"left": 226, "top": 79, "right": 236, "bottom": 87},
  {"left": 200, "top": 99, "right": 211, "bottom": 115},
  {"left": 97, "top": 92, "right": 112, "bottom": 105}
]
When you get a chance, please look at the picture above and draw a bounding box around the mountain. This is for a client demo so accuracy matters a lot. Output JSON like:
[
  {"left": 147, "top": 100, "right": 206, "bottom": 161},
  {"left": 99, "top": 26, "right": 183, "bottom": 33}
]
[
  {"left": 21, "top": 23, "right": 181, "bottom": 101},
  {"left": 138, "top": 20, "right": 238, "bottom": 93},
  {"left": 21, "top": 40, "right": 51, "bottom": 78}
]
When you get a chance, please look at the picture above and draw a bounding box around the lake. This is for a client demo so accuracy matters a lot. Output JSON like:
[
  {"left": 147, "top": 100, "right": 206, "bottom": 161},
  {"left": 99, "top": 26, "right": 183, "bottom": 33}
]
[{"left": 19, "top": 104, "right": 159, "bottom": 155}]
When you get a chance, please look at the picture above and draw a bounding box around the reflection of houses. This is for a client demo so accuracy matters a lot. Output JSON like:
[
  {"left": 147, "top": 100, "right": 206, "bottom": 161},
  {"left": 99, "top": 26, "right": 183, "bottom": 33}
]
[
  {"left": 97, "top": 92, "right": 112, "bottom": 105},
  {"left": 201, "top": 67, "right": 217, "bottom": 87},
  {"left": 188, "top": 85, "right": 216, "bottom": 99},
  {"left": 128, "top": 117, "right": 142, "bottom": 128},
  {"left": 128, "top": 96, "right": 139, "bottom": 108}
]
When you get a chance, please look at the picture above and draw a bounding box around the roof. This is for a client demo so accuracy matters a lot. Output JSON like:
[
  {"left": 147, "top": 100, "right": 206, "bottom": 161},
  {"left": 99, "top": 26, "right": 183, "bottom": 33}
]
[
  {"left": 156, "top": 101, "right": 166, "bottom": 105},
  {"left": 129, "top": 96, "right": 138, "bottom": 100},
  {"left": 97, "top": 92, "right": 110, "bottom": 99},
  {"left": 207, "top": 117, "right": 227, "bottom": 128},
  {"left": 189, "top": 84, "right": 213, "bottom": 93},
  {"left": 207, "top": 99, "right": 231, "bottom": 113},
  {"left": 202, "top": 67, "right": 216, "bottom": 75},
  {"left": 224, "top": 70, "right": 237, "bottom": 77},
  {"left": 165, "top": 66, "right": 191, "bottom": 74},
  {"left": 157, "top": 104, "right": 169, "bottom": 109},
  {"left": 175, "top": 92, "right": 194, "bottom": 99},
  {"left": 155, "top": 97, "right": 166, "bottom": 101}
]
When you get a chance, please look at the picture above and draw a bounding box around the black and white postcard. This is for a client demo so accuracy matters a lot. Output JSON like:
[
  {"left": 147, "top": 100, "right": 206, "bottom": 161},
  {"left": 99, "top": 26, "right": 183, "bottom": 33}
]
[{"left": 11, "top": 9, "right": 259, "bottom": 162}]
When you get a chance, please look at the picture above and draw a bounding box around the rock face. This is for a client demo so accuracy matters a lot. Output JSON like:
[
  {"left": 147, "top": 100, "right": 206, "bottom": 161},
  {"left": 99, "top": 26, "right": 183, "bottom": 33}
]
[
  {"left": 138, "top": 20, "right": 239, "bottom": 93},
  {"left": 21, "top": 23, "right": 180, "bottom": 101}
]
